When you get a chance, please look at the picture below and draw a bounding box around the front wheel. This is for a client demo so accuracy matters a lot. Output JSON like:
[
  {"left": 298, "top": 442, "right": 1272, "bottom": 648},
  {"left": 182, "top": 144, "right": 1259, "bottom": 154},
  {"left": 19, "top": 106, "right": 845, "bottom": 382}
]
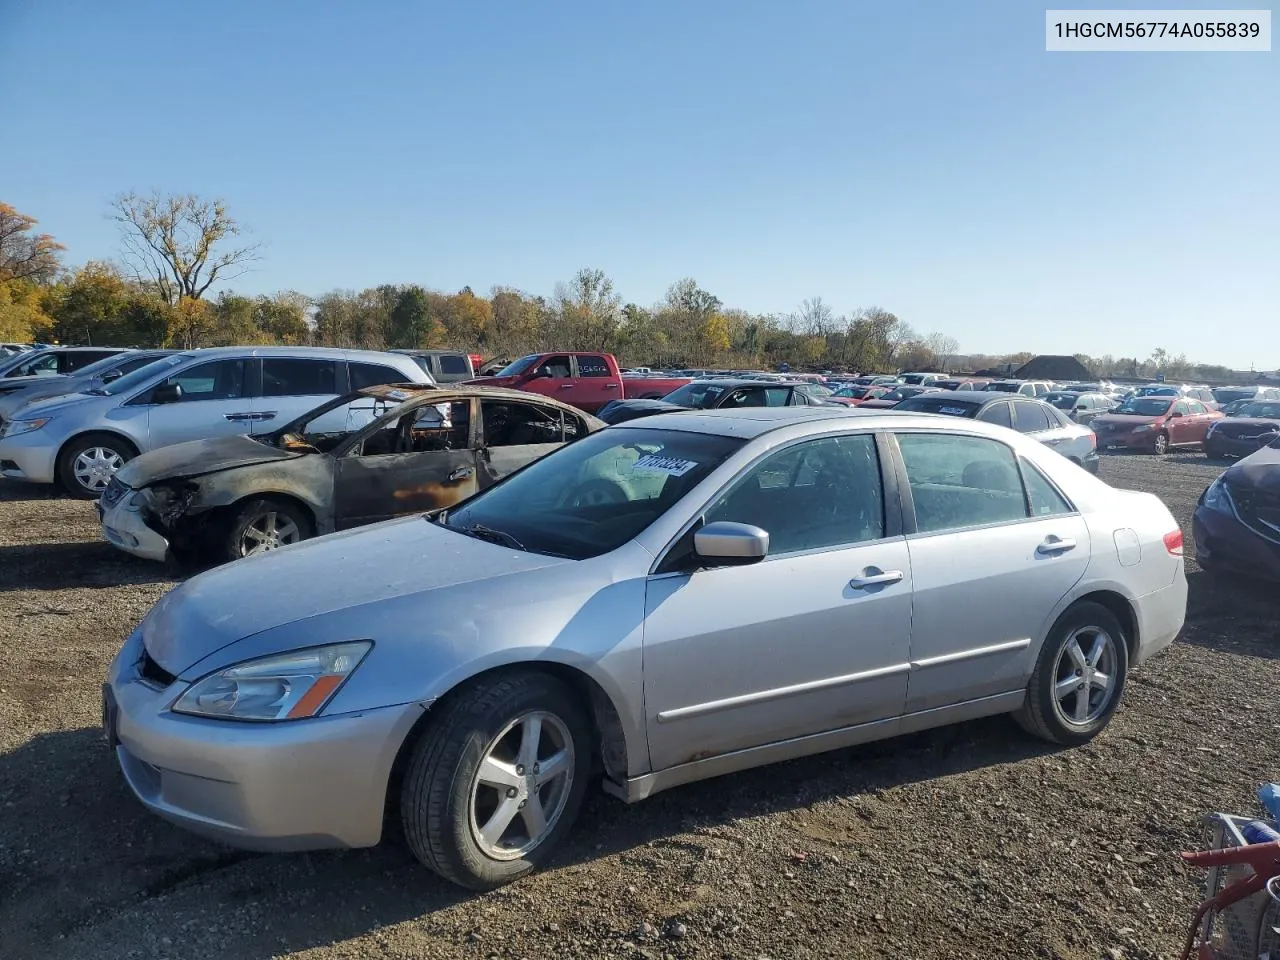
[
  {"left": 1152, "top": 432, "right": 1170, "bottom": 455},
  {"left": 400, "top": 672, "right": 591, "bottom": 890},
  {"left": 221, "top": 498, "right": 313, "bottom": 562},
  {"left": 58, "top": 433, "right": 137, "bottom": 499},
  {"left": 1014, "top": 602, "right": 1129, "bottom": 746}
]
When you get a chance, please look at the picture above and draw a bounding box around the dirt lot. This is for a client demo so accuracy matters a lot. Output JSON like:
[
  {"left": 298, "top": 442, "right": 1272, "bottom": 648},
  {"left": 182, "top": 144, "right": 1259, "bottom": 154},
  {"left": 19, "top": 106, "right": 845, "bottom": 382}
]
[{"left": 2, "top": 452, "right": 1277, "bottom": 960}]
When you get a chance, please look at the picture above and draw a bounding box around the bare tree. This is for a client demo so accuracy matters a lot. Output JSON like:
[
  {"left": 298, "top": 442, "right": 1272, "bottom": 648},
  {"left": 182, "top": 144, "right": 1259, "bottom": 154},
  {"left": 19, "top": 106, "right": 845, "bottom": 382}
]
[
  {"left": 924, "top": 331, "right": 960, "bottom": 370},
  {"left": 0, "top": 202, "right": 65, "bottom": 283},
  {"left": 791, "top": 296, "right": 836, "bottom": 336},
  {"left": 110, "top": 191, "right": 261, "bottom": 305}
]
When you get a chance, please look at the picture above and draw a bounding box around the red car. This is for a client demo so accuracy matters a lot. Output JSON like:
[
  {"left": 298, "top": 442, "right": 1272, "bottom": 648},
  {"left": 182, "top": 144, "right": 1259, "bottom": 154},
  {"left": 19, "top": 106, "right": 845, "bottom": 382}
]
[{"left": 1090, "top": 396, "right": 1223, "bottom": 455}]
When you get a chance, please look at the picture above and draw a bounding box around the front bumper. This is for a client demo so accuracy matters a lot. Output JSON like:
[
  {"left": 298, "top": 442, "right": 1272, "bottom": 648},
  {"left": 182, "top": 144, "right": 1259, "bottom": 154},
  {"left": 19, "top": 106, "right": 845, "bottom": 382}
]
[
  {"left": 105, "top": 631, "right": 427, "bottom": 851},
  {"left": 1093, "top": 428, "right": 1158, "bottom": 451},
  {"left": 1204, "top": 434, "right": 1270, "bottom": 459},
  {"left": 99, "top": 495, "right": 171, "bottom": 563},
  {"left": 0, "top": 431, "right": 59, "bottom": 484},
  {"left": 1193, "top": 505, "right": 1280, "bottom": 582}
]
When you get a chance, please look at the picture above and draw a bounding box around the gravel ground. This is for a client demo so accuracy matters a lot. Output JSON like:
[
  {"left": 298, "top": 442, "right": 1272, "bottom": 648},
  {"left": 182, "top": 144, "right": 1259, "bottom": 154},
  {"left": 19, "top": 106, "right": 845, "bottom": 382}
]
[{"left": 2, "top": 451, "right": 1277, "bottom": 960}]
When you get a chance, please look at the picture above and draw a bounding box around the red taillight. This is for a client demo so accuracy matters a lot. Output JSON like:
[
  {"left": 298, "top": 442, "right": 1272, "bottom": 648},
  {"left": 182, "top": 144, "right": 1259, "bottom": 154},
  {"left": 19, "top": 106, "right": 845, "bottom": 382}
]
[
  {"left": 1163, "top": 529, "right": 1184, "bottom": 556},
  {"left": 1087, "top": 431, "right": 1096, "bottom": 449}
]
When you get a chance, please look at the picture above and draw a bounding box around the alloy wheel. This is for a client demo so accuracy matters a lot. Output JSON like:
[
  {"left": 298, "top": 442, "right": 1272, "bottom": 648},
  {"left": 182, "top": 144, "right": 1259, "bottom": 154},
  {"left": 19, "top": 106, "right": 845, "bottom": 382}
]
[
  {"left": 1153, "top": 433, "right": 1169, "bottom": 455},
  {"left": 1052, "top": 626, "right": 1118, "bottom": 726},
  {"left": 73, "top": 447, "right": 124, "bottom": 493},
  {"left": 239, "top": 512, "right": 302, "bottom": 556},
  {"left": 468, "top": 710, "right": 575, "bottom": 861}
]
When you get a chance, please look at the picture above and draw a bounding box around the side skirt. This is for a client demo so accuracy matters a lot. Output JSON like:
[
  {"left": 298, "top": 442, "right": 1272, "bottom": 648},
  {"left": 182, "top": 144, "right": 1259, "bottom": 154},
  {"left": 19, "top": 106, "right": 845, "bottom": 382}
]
[{"left": 602, "top": 690, "right": 1026, "bottom": 803}]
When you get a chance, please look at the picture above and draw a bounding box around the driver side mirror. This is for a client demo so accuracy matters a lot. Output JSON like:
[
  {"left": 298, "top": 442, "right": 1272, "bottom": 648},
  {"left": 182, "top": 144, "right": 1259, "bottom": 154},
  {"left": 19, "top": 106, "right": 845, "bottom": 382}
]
[
  {"left": 1170, "top": 410, "right": 1183, "bottom": 418},
  {"left": 101, "top": 370, "right": 123, "bottom": 383},
  {"left": 152, "top": 383, "right": 183, "bottom": 404},
  {"left": 694, "top": 521, "right": 769, "bottom": 567}
]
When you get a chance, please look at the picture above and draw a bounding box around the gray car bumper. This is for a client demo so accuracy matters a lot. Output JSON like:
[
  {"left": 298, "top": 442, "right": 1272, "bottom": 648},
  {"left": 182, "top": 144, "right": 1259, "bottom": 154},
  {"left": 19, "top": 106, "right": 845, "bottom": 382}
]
[
  {"left": 100, "top": 497, "right": 172, "bottom": 562},
  {"left": 106, "top": 632, "right": 427, "bottom": 850}
]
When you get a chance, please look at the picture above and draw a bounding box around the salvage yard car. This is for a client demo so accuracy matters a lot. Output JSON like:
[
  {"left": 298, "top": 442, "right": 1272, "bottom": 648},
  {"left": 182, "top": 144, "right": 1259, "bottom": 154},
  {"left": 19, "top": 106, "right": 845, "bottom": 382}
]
[
  {"left": 1194, "top": 443, "right": 1280, "bottom": 581},
  {"left": 0, "top": 346, "right": 430, "bottom": 497},
  {"left": 891, "top": 390, "right": 1100, "bottom": 473},
  {"left": 597, "top": 377, "right": 837, "bottom": 425},
  {"left": 104, "top": 406, "right": 1186, "bottom": 890},
  {"left": 99, "top": 385, "right": 602, "bottom": 563},
  {"left": 1203, "top": 400, "right": 1280, "bottom": 460},
  {"left": 1090, "top": 395, "right": 1223, "bottom": 455}
]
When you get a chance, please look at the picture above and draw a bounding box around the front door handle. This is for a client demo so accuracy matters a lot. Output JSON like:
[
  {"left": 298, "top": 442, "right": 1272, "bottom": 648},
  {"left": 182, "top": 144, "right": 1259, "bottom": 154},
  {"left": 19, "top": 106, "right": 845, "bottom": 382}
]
[
  {"left": 224, "top": 413, "right": 253, "bottom": 421},
  {"left": 558, "top": 383, "right": 575, "bottom": 390},
  {"left": 604, "top": 383, "right": 619, "bottom": 389},
  {"left": 254, "top": 411, "right": 277, "bottom": 421},
  {"left": 1037, "top": 536, "right": 1076, "bottom": 555},
  {"left": 848, "top": 568, "right": 904, "bottom": 589},
  {"left": 448, "top": 465, "right": 475, "bottom": 482}
]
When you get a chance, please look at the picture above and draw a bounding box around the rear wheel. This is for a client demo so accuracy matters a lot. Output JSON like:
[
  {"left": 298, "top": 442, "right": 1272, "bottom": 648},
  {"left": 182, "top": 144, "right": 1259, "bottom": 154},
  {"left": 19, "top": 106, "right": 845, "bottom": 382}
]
[
  {"left": 1152, "top": 432, "right": 1170, "bottom": 455},
  {"left": 1015, "top": 602, "right": 1129, "bottom": 746},
  {"left": 58, "top": 433, "right": 137, "bottom": 499},
  {"left": 221, "top": 498, "right": 312, "bottom": 562},
  {"left": 400, "top": 672, "right": 591, "bottom": 890}
]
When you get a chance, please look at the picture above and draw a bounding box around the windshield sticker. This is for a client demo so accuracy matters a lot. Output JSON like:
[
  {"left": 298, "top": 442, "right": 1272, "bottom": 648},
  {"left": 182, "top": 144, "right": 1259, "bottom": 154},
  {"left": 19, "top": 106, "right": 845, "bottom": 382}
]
[
  {"left": 936, "top": 406, "right": 968, "bottom": 416},
  {"left": 632, "top": 454, "right": 698, "bottom": 476}
]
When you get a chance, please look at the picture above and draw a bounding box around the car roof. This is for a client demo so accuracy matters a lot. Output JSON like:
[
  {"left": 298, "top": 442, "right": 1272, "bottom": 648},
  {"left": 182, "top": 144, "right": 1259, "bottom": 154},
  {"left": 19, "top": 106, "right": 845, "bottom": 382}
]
[
  {"left": 176, "top": 345, "right": 419, "bottom": 361},
  {"left": 621, "top": 405, "right": 1043, "bottom": 440},
  {"left": 684, "top": 377, "right": 805, "bottom": 389},
  {"left": 907, "top": 389, "right": 1002, "bottom": 404},
  {"left": 355, "top": 382, "right": 603, "bottom": 416}
]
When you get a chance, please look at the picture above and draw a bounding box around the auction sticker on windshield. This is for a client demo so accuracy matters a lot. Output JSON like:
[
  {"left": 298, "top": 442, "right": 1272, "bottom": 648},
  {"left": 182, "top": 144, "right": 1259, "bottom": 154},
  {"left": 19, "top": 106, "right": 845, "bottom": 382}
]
[
  {"left": 632, "top": 454, "right": 698, "bottom": 476},
  {"left": 938, "top": 406, "right": 968, "bottom": 416}
]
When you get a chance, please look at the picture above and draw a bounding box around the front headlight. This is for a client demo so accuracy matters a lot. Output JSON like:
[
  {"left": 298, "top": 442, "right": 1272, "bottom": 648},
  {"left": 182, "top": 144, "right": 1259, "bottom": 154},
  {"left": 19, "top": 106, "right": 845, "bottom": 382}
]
[
  {"left": 172, "top": 641, "right": 372, "bottom": 721},
  {"left": 1131, "top": 423, "right": 1156, "bottom": 433},
  {"left": 1201, "top": 477, "right": 1236, "bottom": 516},
  {"left": 1, "top": 416, "right": 52, "bottom": 438}
]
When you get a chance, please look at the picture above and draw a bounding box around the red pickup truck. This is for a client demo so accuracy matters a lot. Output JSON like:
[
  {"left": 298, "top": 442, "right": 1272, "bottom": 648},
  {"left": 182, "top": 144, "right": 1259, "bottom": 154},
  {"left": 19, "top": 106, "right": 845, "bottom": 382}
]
[{"left": 466, "top": 352, "right": 690, "bottom": 413}]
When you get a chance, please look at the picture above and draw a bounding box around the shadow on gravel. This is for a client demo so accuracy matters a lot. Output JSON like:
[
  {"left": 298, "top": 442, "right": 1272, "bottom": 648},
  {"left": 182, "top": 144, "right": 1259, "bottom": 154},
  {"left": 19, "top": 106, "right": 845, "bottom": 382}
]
[
  {"left": 0, "top": 541, "right": 178, "bottom": 592},
  {"left": 2, "top": 715, "right": 1054, "bottom": 958},
  {"left": 0, "top": 481, "right": 65, "bottom": 502},
  {"left": 1179, "top": 568, "right": 1280, "bottom": 660}
]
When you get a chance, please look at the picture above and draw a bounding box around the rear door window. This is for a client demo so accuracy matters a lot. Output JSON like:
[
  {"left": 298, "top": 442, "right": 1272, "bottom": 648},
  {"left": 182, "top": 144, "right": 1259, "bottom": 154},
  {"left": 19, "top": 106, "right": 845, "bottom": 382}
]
[
  {"left": 1012, "top": 401, "right": 1052, "bottom": 433},
  {"left": 350, "top": 362, "right": 407, "bottom": 390},
  {"left": 896, "top": 433, "right": 1027, "bottom": 533},
  {"left": 165, "top": 359, "right": 248, "bottom": 401},
  {"left": 482, "top": 400, "right": 565, "bottom": 445},
  {"left": 261, "top": 358, "right": 340, "bottom": 397},
  {"left": 437, "top": 354, "right": 470, "bottom": 376},
  {"left": 975, "top": 401, "right": 1012, "bottom": 429},
  {"left": 576, "top": 355, "right": 612, "bottom": 378}
]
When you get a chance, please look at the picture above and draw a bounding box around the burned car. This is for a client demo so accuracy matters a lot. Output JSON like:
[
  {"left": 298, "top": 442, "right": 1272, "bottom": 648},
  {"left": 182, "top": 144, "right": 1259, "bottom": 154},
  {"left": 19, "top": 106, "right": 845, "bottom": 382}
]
[
  {"left": 1194, "top": 442, "right": 1280, "bottom": 582},
  {"left": 97, "top": 385, "right": 603, "bottom": 563}
]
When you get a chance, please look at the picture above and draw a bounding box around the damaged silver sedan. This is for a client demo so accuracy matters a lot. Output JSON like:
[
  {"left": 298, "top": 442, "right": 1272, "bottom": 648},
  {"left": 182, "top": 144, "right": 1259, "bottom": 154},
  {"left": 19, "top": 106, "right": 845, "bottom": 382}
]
[{"left": 97, "top": 384, "right": 603, "bottom": 563}]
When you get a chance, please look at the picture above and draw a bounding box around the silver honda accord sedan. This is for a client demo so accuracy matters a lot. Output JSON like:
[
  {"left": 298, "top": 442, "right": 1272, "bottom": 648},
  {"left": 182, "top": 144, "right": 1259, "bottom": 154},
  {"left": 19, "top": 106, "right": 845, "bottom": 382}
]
[{"left": 104, "top": 407, "right": 1187, "bottom": 889}]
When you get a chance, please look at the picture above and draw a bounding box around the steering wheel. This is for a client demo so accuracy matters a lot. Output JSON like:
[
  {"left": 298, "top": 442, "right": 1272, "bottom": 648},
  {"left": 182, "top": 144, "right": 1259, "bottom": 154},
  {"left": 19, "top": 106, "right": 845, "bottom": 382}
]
[{"left": 560, "top": 479, "right": 628, "bottom": 508}]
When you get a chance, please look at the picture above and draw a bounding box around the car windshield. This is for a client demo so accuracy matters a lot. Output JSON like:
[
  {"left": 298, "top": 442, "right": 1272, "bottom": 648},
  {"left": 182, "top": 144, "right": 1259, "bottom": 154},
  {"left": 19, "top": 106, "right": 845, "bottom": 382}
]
[
  {"left": 66, "top": 352, "right": 131, "bottom": 377},
  {"left": 494, "top": 355, "right": 541, "bottom": 377},
  {"left": 1213, "top": 388, "right": 1254, "bottom": 403},
  {"left": 442, "top": 427, "right": 744, "bottom": 560},
  {"left": 1238, "top": 402, "right": 1280, "bottom": 419},
  {"left": 1136, "top": 386, "right": 1176, "bottom": 396},
  {"left": 834, "top": 385, "right": 869, "bottom": 398},
  {"left": 661, "top": 381, "right": 729, "bottom": 408},
  {"left": 985, "top": 382, "right": 1020, "bottom": 392},
  {"left": 893, "top": 397, "right": 981, "bottom": 417},
  {"left": 1113, "top": 398, "right": 1171, "bottom": 416},
  {"left": 1045, "top": 393, "right": 1077, "bottom": 410},
  {"left": 798, "top": 383, "right": 832, "bottom": 398},
  {"left": 100, "top": 354, "right": 188, "bottom": 395}
]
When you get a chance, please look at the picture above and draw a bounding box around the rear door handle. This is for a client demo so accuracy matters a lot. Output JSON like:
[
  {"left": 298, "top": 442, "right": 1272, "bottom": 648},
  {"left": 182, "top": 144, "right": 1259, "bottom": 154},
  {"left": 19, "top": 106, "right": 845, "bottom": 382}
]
[
  {"left": 604, "top": 383, "right": 619, "bottom": 389},
  {"left": 848, "top": 568, "right": 904, "bottom": 589},
  {"left": 558, "top": 383, "right": 575, "bottom": 390},
  {"left": 448, "top": 466, "right": 475, "bottom": 482},
  {"left": 1037, "top": 536, "right": 1076, "bottom": 555}
]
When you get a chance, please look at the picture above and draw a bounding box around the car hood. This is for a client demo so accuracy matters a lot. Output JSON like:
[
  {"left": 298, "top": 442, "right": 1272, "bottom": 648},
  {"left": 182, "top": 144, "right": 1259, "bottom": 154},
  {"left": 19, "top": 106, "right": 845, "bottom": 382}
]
[
  {"left": 1092, "top": 413, "right": 1163, "bottom": 426},
  {"left": 0, "top": 373, "right": 71, "bottom": 391},
  {"left": 114, "top": 434, "right": 304, "bottom": 488},
  {"left": 599, "top": 399, "right": 685, "bottom": 422},
  {"left": 6, "top": 390, "right": 105, "bottom": 418},
  {"left": 1225, "top": 444, "right": 1280, "bottom": 491},
  {"left": 1218, "top": 418, "right": 1280, "bottom": 430},
  {"left": 142, "top": 516, "right": 573, "bottom": 675}
]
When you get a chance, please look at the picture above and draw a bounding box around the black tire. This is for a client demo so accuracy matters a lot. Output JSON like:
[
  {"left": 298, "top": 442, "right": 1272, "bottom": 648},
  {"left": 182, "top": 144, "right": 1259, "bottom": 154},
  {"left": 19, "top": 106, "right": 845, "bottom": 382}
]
[
  {"left": 1014, "top": 601, "right": 1129, "bottom": 746},
  {"left": 220, "top": 497, "right": 313, "bottom": 562},
  {"left": 1152, "top": 431, "right": 1170, "bottom": 456},
  {"left": 400, "top": 672, "right": 592, "bottom": 890},
  {"left": 57, "top": 433, "right": 138, "bottom": 499}
]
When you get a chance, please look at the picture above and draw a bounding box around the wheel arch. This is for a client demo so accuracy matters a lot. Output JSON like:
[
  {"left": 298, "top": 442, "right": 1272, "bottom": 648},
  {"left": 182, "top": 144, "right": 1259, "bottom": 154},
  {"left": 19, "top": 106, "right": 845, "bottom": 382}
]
[
  {"left": 1063, "top": 589, "right": 1140, "bottom": 664},
  {"left": 57, "top": 428, "right": 141, "bottom": 465},
  {"left": 383, "top": 661, "right": 634, "bottom": 828}
]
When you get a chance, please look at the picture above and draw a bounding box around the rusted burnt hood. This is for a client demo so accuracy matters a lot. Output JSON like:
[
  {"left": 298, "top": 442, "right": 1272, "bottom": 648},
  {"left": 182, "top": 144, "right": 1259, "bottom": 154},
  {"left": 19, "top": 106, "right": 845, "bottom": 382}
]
[{"left": 115, "top": 435, "right": 302, "bottom": 488}]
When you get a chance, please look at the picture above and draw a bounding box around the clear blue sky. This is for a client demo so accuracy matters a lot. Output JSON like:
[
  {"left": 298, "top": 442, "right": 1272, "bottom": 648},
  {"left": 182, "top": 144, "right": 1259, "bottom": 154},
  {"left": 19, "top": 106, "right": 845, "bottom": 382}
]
[{"left": 2, "top": 0, "right": 1276, "bottom": 368}]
